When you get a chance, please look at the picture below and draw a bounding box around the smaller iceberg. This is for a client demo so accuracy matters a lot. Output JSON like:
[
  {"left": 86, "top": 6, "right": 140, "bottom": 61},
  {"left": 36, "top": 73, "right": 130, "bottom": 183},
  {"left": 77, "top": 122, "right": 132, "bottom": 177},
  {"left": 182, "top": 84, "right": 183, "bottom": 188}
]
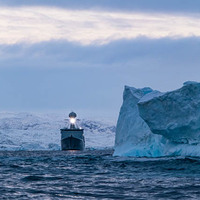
[{"left": 114, "top": 81, "right": 200, "bottom": 157}]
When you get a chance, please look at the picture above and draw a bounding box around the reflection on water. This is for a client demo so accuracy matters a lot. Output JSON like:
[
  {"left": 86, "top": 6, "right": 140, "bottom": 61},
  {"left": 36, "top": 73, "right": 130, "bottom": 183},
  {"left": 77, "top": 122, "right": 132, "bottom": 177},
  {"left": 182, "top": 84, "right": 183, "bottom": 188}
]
[{"left": 1, "top": 150, "right": 200, "bottom": 199}]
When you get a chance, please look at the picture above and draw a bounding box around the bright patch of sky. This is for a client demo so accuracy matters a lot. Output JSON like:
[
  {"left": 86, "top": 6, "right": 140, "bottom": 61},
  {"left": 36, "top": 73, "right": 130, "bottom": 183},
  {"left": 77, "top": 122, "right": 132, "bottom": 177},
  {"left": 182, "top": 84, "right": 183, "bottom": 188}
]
[{"left": 1, "top": 7, "right": 200, "bottom": 45}]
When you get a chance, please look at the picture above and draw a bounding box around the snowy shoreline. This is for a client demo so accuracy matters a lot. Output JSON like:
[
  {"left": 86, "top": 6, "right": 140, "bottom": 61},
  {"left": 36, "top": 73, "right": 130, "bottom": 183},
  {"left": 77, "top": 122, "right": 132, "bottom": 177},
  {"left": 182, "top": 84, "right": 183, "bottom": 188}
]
[{"left": 0, "top": 112, "right": 115, "bottom": 151}]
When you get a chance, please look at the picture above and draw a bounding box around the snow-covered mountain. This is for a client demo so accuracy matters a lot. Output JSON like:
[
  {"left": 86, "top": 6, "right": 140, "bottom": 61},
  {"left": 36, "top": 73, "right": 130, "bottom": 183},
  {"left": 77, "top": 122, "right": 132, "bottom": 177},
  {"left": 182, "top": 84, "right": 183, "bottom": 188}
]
[{"left": 0, "top": 112, "right": 115, "bottom": 150}]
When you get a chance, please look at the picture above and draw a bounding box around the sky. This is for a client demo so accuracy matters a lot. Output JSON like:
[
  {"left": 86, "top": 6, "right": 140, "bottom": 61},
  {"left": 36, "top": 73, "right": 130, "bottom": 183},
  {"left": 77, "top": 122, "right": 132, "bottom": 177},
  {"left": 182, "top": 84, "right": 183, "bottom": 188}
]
[{"left": 0, "top": 0, "right": 200, "bottom": 122}]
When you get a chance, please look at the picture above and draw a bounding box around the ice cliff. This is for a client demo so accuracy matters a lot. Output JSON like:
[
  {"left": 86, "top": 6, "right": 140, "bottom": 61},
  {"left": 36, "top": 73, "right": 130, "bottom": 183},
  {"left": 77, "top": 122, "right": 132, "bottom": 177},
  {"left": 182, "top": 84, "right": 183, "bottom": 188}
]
[
  {"left": 114, "top": 86, "right": 165, "bottom": 157},
  {"left": 114, "top": 81, "right": 200, "bottom": 157},
  {"left": 0, "top": 112, "right": 115, "bottom": 150}
]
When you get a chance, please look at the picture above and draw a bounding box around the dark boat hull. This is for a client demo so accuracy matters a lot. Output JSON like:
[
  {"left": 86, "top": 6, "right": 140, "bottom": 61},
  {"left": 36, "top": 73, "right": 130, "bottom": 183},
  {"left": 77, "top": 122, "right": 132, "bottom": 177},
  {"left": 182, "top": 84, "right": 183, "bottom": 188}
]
[{"left": 61, "top": 135, "right": 85, "bottom": 150}]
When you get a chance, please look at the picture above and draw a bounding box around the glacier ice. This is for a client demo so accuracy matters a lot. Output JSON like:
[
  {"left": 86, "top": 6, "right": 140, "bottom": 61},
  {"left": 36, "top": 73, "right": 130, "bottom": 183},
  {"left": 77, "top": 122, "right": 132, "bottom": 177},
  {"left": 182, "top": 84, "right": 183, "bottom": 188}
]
[{"left": 114, "top": 82, "right": 200, "bottom": 157}]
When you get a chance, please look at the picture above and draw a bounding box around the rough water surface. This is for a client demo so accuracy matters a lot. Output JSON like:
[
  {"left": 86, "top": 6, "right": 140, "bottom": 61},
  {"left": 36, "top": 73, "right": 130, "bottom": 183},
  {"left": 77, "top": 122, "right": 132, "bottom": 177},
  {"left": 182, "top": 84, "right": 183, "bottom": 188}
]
[{"left": 1, "top": 150, "right": 200, "bottom": 199}]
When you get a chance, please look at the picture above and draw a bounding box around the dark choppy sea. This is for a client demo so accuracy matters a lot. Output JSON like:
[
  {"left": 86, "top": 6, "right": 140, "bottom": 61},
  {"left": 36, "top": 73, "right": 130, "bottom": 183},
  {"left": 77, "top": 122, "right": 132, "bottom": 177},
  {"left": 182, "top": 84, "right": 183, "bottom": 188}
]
[{"left": 1, "top": 150, "right": 200, "bottom": 200}]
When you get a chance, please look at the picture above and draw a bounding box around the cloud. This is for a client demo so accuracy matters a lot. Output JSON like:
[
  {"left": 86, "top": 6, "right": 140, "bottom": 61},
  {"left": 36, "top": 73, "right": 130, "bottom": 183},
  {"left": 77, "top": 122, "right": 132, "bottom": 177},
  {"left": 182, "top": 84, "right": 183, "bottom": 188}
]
[
  {"left": 0, "top": 7, "right": 200, "bottom": 45},
  {"left": 0, "top": 37, "right": 200, "bottom": 116},
  {"left": 1, "top": 1, "right": 200, "bottom": 118},
  {"left": 0, "top": 37, "right": 199, "bottom": 68}
]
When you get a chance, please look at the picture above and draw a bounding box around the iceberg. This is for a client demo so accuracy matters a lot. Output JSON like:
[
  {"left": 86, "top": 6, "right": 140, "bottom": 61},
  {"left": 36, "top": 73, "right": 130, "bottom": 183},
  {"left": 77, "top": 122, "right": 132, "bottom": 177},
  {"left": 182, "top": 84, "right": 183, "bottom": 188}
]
[{"left": 114, "top": 82, "right": 200, "bottom": 157}]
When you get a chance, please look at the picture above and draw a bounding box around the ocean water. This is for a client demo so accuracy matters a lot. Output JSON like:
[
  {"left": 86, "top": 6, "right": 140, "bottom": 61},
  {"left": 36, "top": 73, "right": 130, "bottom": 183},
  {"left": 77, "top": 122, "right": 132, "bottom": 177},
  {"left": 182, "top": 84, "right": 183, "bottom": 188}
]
[{"left": 1, "top": 150, "right": 200, "bottom": 199}]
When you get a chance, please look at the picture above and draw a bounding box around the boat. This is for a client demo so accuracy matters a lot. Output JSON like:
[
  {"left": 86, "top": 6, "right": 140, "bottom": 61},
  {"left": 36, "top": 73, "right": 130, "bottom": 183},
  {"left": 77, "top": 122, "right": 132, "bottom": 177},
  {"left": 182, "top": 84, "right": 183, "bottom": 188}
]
[{"left": 60, "top": 112, "right": 85, "bottom": 150}]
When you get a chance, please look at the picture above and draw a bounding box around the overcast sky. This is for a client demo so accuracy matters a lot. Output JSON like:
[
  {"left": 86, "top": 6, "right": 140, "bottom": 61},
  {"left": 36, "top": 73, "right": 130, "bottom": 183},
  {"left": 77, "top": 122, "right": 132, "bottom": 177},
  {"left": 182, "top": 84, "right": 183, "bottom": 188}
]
[{"left": 0, "top": 0, "right": 200, "bottom": 121}]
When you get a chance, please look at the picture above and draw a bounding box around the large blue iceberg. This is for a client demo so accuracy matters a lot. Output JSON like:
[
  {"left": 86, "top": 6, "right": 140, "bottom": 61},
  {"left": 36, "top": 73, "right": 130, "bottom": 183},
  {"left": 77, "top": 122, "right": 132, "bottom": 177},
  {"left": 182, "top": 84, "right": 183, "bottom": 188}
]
[{"left": 114, "top": 81, "right": 200, "bottom": 157}]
